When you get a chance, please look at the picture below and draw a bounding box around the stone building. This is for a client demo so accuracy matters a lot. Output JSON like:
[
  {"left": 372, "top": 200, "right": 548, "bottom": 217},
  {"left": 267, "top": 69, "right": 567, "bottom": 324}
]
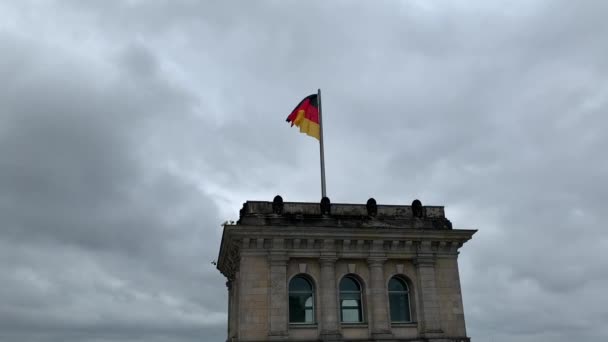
[{"left": 216, "top": 197, "right": 475, "bottom": 342}]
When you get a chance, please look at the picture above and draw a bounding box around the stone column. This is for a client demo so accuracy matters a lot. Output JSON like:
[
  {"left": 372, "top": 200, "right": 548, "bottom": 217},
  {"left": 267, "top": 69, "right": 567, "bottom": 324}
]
[
  {"left": 319, "top": 255, "right": 341, "bottom": 341},
  {"left": 268, "top": 244, "right": 288, "bottom": 340},
  {"left": 368, "top": 257, "right": 392, "bottom": 338},
  {"left": 415, "top": 256, "right": 443, "bottom": 335}
]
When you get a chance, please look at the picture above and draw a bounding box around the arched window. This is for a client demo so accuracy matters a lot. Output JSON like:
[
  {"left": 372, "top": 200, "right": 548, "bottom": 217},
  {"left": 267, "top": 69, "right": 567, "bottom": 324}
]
[
  {"left": 339, "top": 276, "right": 363, "bottom": 323},
  {"left": 289, "top": 276, "right": 314, "bottom": 323},
  {"left": 388, "top": 277, "right": 411, "bottom": 322}
]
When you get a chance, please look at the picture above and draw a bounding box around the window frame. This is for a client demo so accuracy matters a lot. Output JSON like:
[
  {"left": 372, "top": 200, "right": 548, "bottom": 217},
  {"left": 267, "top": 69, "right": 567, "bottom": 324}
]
[
  {"left": 388, "top": 276, "right": 412, "bottom": 323},
  {"left": 288, "top": 275, "right": 315, "bottom": 324},
  {"left": 339, "top": 275, "right": 364, "bottom": 323}
]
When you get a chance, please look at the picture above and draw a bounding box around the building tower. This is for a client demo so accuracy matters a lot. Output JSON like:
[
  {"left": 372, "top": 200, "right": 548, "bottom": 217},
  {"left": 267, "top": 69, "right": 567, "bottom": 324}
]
[{"left": 216, "top": 196, "right": 475, "bottom": 342}]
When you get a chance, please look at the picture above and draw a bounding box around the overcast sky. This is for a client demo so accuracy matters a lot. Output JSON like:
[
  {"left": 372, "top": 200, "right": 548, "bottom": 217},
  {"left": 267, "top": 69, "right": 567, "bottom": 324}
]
[{"left": 1, "top": 1, "right": 607, "bottom": 341}]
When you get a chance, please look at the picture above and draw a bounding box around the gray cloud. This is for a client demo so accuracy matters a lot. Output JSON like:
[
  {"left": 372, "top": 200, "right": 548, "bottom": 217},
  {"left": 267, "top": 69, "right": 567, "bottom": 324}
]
[
  {"left": 0, "top": 1, "right": 607, "bottom": 341},
  {"left": 0, "top": 19, "right": 225, "bottom": 341}
]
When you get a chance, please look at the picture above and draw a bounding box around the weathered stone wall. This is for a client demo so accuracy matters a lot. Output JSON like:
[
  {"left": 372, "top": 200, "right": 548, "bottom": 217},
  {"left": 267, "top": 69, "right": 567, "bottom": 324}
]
[
  {"left": 238, "top": 254, "right": 269, "bottom": 341},
  {"left": 436, "top": 258, "right": 467, "bottom": 337},
  {"left": 232, "top": 254, "right": 468, "bottom": 341}
]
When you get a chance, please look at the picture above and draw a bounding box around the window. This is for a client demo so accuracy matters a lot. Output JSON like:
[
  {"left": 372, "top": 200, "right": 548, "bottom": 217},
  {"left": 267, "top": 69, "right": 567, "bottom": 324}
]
[
  {"left": 388, "top": 277, "right": 411, "bottom": 322},
  {"left": 339, "top": 276, "right": 363, "bottom": 323},
  {"left": 289, "top": 276, "right": 314, "bottom": 323}
]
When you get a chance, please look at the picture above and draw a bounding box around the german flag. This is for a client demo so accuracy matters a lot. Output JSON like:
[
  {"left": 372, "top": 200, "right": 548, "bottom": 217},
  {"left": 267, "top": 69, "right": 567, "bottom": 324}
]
[{"left": 286, "top": 94, "right": 320, "bottom": 140}]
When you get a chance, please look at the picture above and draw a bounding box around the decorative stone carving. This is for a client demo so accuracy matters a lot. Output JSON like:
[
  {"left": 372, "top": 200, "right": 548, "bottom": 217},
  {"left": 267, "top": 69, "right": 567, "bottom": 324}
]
[
  {"left": 299, "top": 263, "right": 307, "bottom": 273},
  {"left": 348, "top": 263, "right": 356, "bottom": 273},
  {"left": 320, "top": 196, "right": 331, "bottom": 215},
  {"left": 432, "top": 218, "right": 454, "bottom": 230},
  {"left": 366, "top": 197, "right": 378, "bottom": 216},
  {"left": 219, "top": 241, "right": 240, "bottom": 281},
  {"left": 272, "top": 195, "right": 283, "bottom": 214},
  {"left": 445, "top": 219, "right": 453, "bottom": 229},
  {"left": 412, "top": 199, "right": 424, "bottom": 218}
]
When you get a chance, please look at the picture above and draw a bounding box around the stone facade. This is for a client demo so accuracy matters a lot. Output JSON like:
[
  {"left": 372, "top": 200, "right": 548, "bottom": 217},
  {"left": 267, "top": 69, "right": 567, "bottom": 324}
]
[{"left": 217, "top": 198, "right": 475, "bottom": 342}]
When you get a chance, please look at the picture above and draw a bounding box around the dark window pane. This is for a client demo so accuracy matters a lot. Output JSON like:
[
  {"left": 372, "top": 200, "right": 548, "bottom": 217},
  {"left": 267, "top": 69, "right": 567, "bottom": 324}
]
[
  {"left": 290, "top": 293, "right": 313, "bottom": 323},
  {"left": 289, "top": 276, "right": 312, "bottom": 292},
  {"left": 339, "top": 277, "right": 360, "bottom": 292},
  {"left": 290, "top": 295, "right": 305, "bottom": 322},
  {"left": 389, "top": 293, "right": 411, "bottom": 322},
  {"left": 289, "top": 276, "right": 315, "bottom": 323},
  {"left": 340, "top": 292, "right": 360, "bottom": 300},
  {"left": 389, "top": 277, "right": 407, "bottom": 292}
]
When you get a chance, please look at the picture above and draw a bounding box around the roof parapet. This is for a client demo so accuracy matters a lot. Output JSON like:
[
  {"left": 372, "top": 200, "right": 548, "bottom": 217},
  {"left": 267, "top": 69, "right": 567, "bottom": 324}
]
[{"left": 237, "top": 197, "right": 452, "bottom": 230}]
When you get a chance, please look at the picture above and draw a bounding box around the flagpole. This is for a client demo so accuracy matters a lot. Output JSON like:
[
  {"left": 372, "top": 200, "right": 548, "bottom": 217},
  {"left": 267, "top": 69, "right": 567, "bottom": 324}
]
[{"left": 318, "top": 88, "right": 327, "bottom": 198}]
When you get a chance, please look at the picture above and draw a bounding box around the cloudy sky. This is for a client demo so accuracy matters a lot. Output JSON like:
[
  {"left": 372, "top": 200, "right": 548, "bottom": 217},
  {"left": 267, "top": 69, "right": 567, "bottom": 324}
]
[{"left": 1, "top": 1, "right": 607, "bottom": 341}]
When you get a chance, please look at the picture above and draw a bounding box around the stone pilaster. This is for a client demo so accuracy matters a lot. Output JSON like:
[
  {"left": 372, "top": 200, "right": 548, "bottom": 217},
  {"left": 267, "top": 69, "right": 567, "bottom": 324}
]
[
  {"left": 368, "top": 257, "right": 392, "bottom": 338},
  {"left": 319, "top": 255, "right": 341, "bottom": 341},
  {"left": 415, "top": 255, "right": 443, "bottom": 336},
  {"left": 226, "top": 280, "right": 233, "bottom": 338},
  {"left": 230, "top": 272, "right": 239, "bottom": 341},
  {"left": 268, "top": 240, "right": 288, "bottom": 340}
]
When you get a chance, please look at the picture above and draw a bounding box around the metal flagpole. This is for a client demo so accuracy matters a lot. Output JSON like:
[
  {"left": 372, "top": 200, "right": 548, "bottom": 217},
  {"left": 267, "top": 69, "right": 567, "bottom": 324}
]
[{"left": 318, "top": 88, "right": 327, "bottom": 198}]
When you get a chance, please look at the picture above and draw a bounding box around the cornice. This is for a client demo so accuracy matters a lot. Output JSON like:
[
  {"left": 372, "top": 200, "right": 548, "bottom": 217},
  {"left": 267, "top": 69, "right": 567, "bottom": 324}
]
[
  {"left": 225, "top": 224, "right": 476, "bottom": 242},
  {"left": 216, "top": 225, "right": 474, "bottom": 279}
]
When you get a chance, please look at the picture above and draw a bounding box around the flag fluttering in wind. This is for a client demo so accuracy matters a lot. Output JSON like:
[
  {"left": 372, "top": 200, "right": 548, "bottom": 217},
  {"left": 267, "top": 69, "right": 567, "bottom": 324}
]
[
  {"left": 285, "top": 94, "right": 320, "bottom": 140},
  {"left": 285, "top": 90, "right": 327, "bottom": 197}
]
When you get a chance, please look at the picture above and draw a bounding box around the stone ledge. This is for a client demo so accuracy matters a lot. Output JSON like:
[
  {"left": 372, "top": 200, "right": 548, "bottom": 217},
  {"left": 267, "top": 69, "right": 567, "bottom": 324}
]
[
  {"left": 391, "top": 322, "right": 419, "bottom": 328},
  {"left": 340, "top": 322, "right": 369, "bottom": 328},
  {"left": 288, "top": 323, "right": 318, "bottom": 329}
]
